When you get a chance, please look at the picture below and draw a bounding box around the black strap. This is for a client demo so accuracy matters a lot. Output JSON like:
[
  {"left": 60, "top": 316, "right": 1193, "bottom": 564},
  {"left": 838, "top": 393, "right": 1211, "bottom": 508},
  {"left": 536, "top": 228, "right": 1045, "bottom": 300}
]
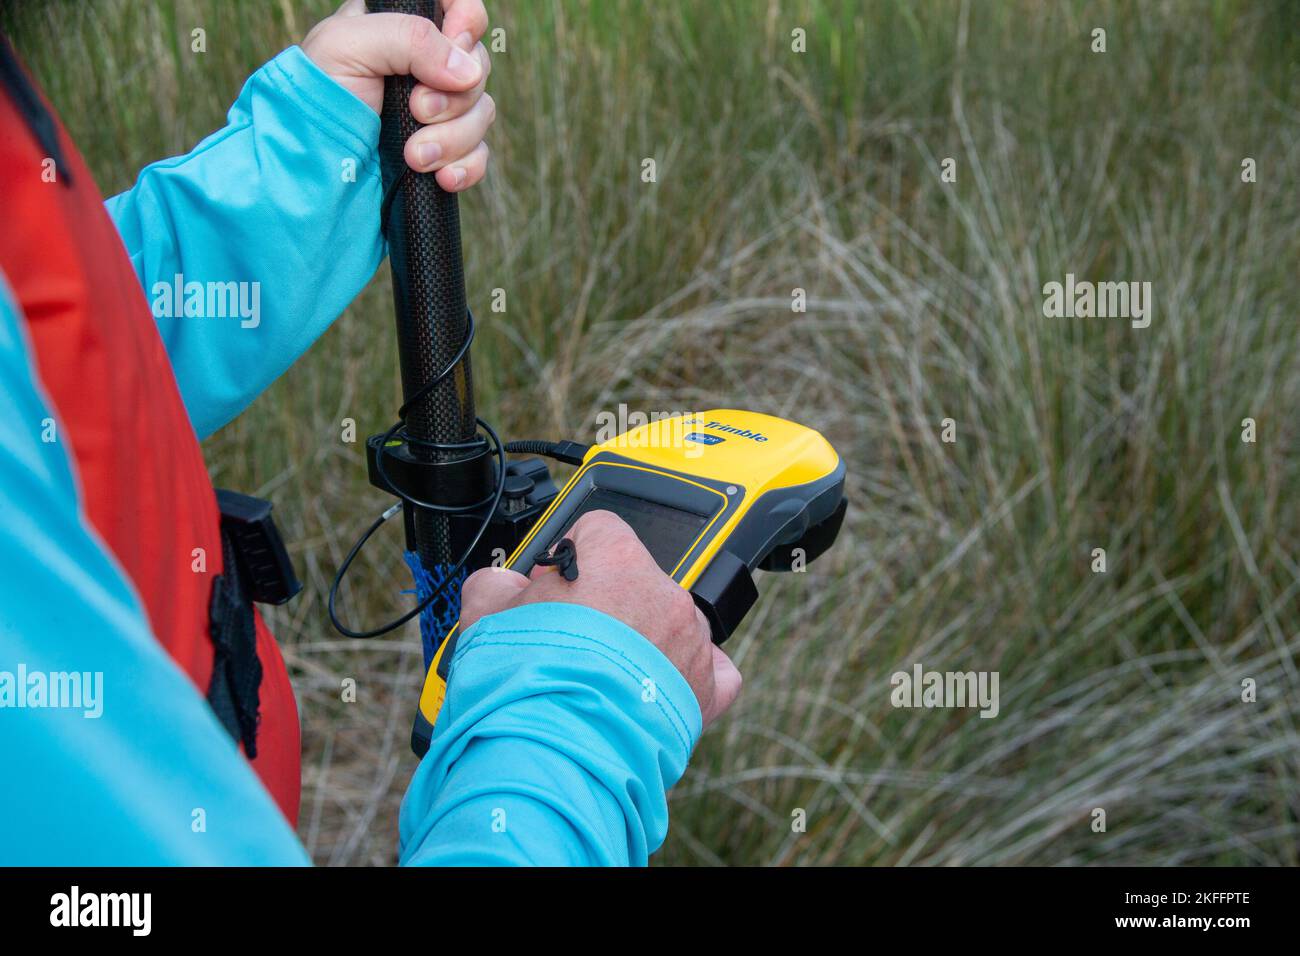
[
  {"left": 205, "top": 491, "right": 302, "bottom": 755},
  {"left": 534, "top": 537, "right": 579, "bottom": 581},
  {"left": 0, "top": 32, "right": 73, "bottom": 187},
  {"left": 206, "top": 532, "right": 263, "bottom": 758}
]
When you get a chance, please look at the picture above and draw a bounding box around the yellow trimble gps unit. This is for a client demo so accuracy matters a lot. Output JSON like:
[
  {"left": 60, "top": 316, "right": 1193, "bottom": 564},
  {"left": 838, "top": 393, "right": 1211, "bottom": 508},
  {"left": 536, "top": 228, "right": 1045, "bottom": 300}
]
[{"left": 411, "top": 409, "right": 847, "bottom": 755}]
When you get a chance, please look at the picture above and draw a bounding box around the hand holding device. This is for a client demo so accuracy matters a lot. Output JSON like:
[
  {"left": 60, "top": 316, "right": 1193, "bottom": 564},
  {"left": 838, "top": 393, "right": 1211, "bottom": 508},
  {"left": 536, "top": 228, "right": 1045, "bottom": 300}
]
[{"left": 459, "top": 510, "right": 745, "bottom": 728}]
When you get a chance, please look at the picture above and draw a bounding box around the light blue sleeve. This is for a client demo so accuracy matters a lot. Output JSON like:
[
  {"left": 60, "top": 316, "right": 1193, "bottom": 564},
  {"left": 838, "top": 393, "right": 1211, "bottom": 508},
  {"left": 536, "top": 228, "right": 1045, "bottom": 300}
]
[
  {"left": 0, "top": 279, "right": 309, "bottom": 865},
  {"left": 104, "top": 46, "right": 384, "bottom": 440},
  {"left": 399, "top": 602, "right": 702, "bottom": 866}
]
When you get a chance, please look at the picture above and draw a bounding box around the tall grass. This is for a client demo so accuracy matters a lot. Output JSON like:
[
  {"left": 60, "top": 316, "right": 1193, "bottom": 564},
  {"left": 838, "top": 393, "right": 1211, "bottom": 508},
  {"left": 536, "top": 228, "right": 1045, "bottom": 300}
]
[{"left": 6, "top": 0, "right": 1298, "bottom": 865}]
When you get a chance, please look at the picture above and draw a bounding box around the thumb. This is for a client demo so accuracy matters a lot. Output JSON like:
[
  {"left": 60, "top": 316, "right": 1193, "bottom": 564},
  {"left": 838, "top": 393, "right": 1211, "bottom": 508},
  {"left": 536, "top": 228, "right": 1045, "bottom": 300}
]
[
  {"left": 458, "top": 566, "right": 530, "bottom": 634},
  {"left": 315, "top": 10, "right": 483, "bottom": 99},
  {"left": 702, "top": 644, "right": 743, "bottom": 727}
]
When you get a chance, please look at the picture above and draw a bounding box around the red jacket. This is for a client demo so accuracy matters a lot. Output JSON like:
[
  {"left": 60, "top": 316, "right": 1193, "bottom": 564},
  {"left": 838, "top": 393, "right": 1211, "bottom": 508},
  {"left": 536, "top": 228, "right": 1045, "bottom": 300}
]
[{"left": 0, "top": 39, "right": 300, "bottom": 823}]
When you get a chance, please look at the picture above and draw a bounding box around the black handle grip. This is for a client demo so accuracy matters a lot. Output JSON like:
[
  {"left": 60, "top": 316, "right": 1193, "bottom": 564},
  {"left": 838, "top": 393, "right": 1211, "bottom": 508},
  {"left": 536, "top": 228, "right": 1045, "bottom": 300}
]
[{"left": 367, "top": 0, "right": 479, "bottom": 570}]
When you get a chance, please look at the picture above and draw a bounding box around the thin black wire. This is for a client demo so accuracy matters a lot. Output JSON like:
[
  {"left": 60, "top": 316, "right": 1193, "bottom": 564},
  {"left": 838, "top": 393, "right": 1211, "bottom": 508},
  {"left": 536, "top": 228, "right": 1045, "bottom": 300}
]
[
  {"left": 371, "top": 311, "right": 493, "bottom": 513},
  {"left": 328, "top": 418, "right": 505, "bottom": 639},
  {"left": 328, "top": 307, "right": 507, "bottom": 639},
  {"left": 378, "top": 166, "right": 409, "bottom": 244}
]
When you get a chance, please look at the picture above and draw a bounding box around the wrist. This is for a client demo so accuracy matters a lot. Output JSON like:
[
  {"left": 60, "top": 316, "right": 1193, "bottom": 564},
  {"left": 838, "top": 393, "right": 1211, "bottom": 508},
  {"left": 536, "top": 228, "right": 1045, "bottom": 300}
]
[{"left": 451, "top": 602, "right": 704, "bottom": 762}]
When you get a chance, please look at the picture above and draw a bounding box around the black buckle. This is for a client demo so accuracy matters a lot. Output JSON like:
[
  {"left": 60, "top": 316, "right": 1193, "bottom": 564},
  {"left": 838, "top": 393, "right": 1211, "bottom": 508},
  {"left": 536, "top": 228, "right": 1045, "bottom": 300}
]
[
  {"left": 690, "top": 549, "right": 759, "bottom": 646},
  {"left": 215, "top": 489, "right": 302, "bottom": 606},
  {"left": 365, "top": 432, "right": 495, "bottom": 507},
  {"left": 534, "top": 537, "right": 579, "bottom": 581},
  {"left": 207, "top": 539, "right": 263, "bottom": 758}
]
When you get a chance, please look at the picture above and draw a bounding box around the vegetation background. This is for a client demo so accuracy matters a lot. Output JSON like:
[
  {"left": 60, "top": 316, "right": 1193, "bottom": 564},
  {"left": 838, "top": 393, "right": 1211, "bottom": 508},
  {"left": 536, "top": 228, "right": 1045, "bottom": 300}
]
[{"left": 4, "top": 0, "right": 1298, "bottom": 865}]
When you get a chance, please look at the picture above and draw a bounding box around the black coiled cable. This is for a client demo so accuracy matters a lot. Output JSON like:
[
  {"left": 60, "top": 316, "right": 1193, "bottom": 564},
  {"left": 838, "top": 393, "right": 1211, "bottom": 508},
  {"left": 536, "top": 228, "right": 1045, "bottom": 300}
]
[{"left": 327, "top": 311, "right": 506, "bottom": 640}]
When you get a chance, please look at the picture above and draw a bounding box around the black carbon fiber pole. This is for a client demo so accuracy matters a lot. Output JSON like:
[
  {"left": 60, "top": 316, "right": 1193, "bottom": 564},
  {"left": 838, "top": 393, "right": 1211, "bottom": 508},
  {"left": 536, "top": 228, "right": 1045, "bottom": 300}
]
[{"left": 368, "top": 0, "right": 478, "bottom": 575}]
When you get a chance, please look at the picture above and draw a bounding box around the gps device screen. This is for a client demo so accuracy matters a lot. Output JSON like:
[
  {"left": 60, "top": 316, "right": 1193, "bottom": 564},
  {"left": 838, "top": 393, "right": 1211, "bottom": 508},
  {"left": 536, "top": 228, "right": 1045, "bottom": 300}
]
[{"left": 554, "top": 488, "right": 710, "bottom": 574}]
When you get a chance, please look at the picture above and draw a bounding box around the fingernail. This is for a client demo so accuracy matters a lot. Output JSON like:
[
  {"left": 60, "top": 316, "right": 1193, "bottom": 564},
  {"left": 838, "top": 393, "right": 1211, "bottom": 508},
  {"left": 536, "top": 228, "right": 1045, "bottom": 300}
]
[
  {"left": 447, "top": 167, "right": 467, "bottom": 188},
  {"left": 416, "top": 141, "right": 442, "bottom": 167},
  {"left": 446, "top": 45, "right": 481, "bottom": 83},
  {"left": 419, "top": 89, "right": 448, "bottom": 118},
  {"left": 454, "top": 31, "right": 473, "bottom": 51}
]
